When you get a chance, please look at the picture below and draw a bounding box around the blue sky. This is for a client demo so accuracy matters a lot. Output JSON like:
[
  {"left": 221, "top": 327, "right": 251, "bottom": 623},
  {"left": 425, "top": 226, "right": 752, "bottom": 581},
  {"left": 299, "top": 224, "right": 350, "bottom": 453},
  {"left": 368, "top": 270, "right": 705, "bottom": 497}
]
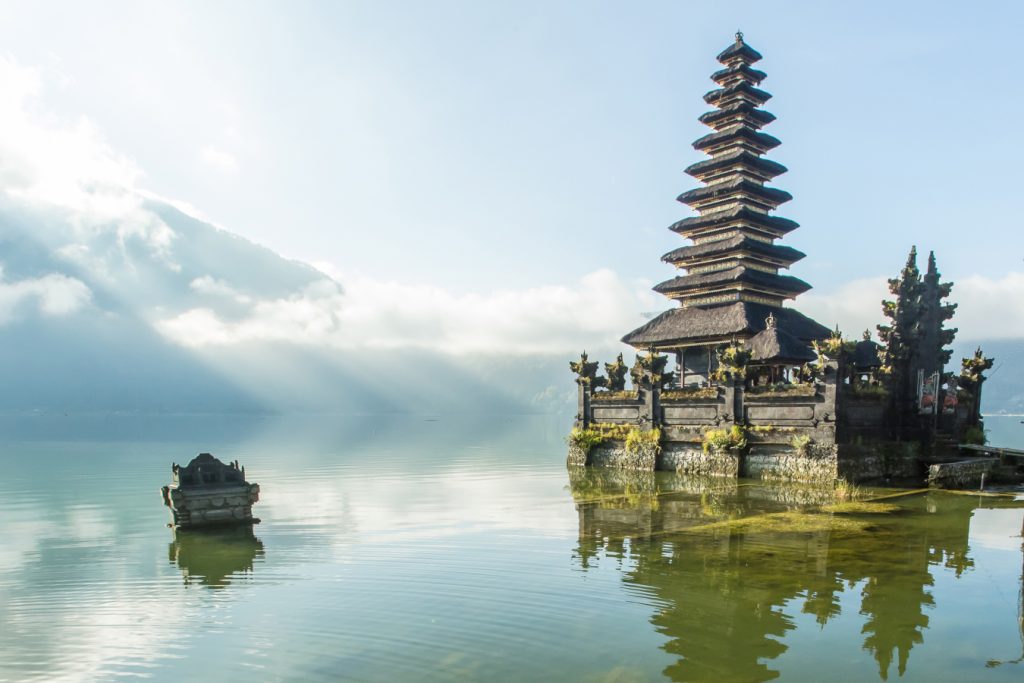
[{"left": 0, "top": 1, "right": 1021, "bottom": 352}]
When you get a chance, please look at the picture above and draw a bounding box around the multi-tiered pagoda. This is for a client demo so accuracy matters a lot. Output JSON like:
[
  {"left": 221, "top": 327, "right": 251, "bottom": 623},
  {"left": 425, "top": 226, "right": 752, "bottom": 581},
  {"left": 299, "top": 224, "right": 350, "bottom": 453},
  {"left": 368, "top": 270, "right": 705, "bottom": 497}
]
[{"left": 623, "top": 33, "right": 830, "bottom": 370}]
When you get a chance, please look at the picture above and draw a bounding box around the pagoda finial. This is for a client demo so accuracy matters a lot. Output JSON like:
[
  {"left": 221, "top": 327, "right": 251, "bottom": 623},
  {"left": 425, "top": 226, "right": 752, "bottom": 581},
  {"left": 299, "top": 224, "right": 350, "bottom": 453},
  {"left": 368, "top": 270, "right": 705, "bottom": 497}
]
[{"left": 735, "top": 30, "right": 744, "bottom": 43}]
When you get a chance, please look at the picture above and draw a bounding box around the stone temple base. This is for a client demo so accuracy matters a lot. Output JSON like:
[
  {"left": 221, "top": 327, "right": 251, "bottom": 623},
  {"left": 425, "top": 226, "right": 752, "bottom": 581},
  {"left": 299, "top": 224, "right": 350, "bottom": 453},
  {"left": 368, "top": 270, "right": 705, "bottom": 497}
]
[
  {"left": 568, "top": 440, "right": 924, "bottom": 485},
  {"left": 161, "top": 483, "right": 261, "bottom": 529}
]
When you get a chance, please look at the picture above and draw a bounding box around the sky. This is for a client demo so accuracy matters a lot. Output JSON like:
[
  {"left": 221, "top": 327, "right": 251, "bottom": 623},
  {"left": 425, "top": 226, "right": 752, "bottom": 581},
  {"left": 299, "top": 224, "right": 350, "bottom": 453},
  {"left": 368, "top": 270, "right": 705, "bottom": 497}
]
[{"left": 0, "top": 0, "right": 1022, "bottom": 361}]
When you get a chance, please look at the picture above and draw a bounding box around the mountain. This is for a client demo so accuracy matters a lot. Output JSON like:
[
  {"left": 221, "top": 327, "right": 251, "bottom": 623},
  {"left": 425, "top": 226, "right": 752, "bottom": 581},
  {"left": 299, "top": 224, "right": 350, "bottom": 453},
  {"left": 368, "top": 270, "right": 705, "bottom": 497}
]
[
  {"left": 951, "top": 340, "right": 1024, "bottom": 415},
  {"left": 0, "top": 193, "right": 526, "bottom": 415}
]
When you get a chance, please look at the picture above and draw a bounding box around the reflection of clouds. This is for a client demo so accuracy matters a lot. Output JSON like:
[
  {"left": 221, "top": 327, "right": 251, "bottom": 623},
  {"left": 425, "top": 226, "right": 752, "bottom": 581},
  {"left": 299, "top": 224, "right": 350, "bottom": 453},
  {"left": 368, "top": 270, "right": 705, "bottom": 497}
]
[
  {"left": 260, "top": 466, "right": 576, "bottom": 550},
  {"left": 0, "top": 509, "right": 195, "bottom": 681},
  {"left": 18, "top": 580, "right": 194, "bottom": 683},
  {"left": 0, "top": 506, "right": 57, "bottom": 572},
  {"left": 970, "top": 508, "right": 1024, "bottom": 551}
]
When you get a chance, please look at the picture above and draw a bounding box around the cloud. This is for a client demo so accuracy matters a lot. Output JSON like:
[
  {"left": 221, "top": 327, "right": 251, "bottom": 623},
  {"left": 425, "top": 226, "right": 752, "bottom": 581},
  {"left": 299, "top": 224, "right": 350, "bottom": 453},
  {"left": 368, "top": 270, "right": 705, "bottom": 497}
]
[
  {"left": 951, "top": 272, "right": 1024, "bottom": 340},
  {"left": 799, "top": 272, "right": 1024, "bottom": 341},
  {"left": 798, "top": 276, "right": 889, "bottom": 338},
  {"left": 0, "top": 56, "right": 180, "bottom": 274},
  {"left": 189, "top": 275, "right": 252, "bottom": 304},
  {"left": 199, "top": 146, "right": 238, "bottom": 173},
  {"left": 155, "top": 268, "right": 657, "bottom": 355},
  {"left": 0, "top": 268, "right": 92, "bottom": 324}
]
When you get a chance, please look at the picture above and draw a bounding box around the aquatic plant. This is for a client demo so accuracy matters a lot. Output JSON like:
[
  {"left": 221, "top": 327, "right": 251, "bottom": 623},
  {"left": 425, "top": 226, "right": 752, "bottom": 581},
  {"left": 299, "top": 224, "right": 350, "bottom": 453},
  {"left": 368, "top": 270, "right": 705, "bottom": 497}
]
[
  {"left": 833, "top": 479, "right": 862, "bottom": 501},
  {"left": 682, "top": 509, "right": 872, "bottom": 536},
  {"left": 820, "top": 501, "right": 900, "bottom": 515}
]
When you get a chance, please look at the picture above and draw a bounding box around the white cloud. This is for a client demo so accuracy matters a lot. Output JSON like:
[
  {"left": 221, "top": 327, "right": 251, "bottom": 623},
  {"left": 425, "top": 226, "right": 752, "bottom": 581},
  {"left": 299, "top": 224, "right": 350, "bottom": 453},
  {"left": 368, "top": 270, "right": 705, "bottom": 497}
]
[
  {"left": 798, "top": 276, "right": 888, "bottom": 338},
  {"left": 155, "top": 268, "right": 657, "bottom": 355},
  {"left": 0, "top": 269, "right": 92, "bottom": 324},
  {"left": 199, "top": 145, "right": 238, "bottom": 173},
  {"left": 0, "top": 56, "right": 180, "bottom": 273},
  {"left": 951, "top": 272, "right": 1024, "bottom": 340},
  {"left": 799, "top": 272, "right": 1024, "bottom": 342},
  {"left": 189, "top": 275, "right": 252, "bottom": 304}
]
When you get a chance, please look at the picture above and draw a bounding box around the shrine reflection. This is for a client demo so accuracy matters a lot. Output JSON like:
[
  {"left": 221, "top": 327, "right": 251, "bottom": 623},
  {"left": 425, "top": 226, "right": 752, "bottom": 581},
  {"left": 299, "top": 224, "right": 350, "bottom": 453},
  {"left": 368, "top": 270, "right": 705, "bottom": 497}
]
[
  {"left": 569, "top": 468, "right": 1024, "bottom": 683},
  {"left": 168, "top": 525, "right": 265, "bottom": 589}
]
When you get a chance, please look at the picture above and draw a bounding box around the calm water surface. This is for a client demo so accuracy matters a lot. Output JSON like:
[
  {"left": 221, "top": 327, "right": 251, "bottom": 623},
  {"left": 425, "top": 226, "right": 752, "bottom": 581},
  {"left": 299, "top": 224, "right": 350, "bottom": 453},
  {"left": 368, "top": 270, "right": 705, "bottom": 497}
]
[{"left": 0, "top": 414, "right": 1022, "bottom": 682}]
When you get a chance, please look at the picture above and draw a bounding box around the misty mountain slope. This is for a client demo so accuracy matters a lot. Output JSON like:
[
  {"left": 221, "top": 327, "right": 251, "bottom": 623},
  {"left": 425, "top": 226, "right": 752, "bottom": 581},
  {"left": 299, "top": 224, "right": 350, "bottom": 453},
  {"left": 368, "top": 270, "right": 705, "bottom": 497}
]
[{"left": 0, "top": 192, "right": 526, "bottom": 414}]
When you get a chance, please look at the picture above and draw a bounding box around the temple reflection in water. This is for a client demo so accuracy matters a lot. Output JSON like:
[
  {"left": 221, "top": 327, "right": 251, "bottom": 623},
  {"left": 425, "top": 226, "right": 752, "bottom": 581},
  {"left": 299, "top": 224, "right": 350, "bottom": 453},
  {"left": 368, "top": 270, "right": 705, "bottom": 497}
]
[
  {"left": 168, "top": 525, "right": 265, "bottom": 589},
  {"left": 569, "top": 468, "right": 1024, "bottom": 682}
]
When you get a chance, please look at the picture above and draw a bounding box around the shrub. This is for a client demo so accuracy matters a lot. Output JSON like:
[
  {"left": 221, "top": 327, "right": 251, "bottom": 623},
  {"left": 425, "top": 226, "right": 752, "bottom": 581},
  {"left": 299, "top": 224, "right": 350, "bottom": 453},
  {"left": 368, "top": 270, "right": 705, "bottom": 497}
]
[
  {"left": 661, "top": 386, "right": 719, "bottom": 401},
  {"left": 791, "top": 434, "right": 813, "bottom": 456},
  {"left": 567, "top": 428, "right": 606, "bottom": 455},
  {"left": 625, "top": 428, "right": 662, "bottom": 456},
  {"left": 592, "top": 390, "right": 639, "bottom": 402},
  {"left": 850, "top": 383, "right": 888, "bottom": 399},
  {"left": 963, "top": 425, "right": 987, "bottom": 446},
  {"left": 567, "top": 423, "right": 660, "bottom": 456},
  {"left": 702, "top": 425, "right": 747, "bottom": 454},
  {"left": 746, "top": 383, "right": 817, "bottom": 397}
]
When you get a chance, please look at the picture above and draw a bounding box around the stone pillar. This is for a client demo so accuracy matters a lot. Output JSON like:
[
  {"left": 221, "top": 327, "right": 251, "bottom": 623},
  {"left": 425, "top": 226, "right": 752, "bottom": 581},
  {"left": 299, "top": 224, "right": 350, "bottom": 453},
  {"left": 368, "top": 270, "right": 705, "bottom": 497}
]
[
  {"left": 641, "top": 385, "right": 657, "bottom": 430},
  {"left": 732, "top": 376, "right": 744, "bottom": 425},
  {"left": 722, "top": 379, "right": 737, "bottom": 426},
  {"left": 816, "top": 359, "right": 840, "bottom": 445},
  {"left": 576, "top": 380, "right": 592, "bottom": 429}
]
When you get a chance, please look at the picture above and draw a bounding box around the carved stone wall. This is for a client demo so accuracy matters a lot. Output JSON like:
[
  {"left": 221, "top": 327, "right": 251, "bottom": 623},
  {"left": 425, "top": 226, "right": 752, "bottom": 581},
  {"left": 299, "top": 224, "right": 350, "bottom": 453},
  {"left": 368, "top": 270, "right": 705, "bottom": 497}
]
[
  {"left": 743, "top": 444, "right": 839, "bottom": 484},
  {"left": 658, "top": 443, "right": 739, "bottom": 478},
  {"left": 587, "top": 442, "right": 658, "bottom": 470}
]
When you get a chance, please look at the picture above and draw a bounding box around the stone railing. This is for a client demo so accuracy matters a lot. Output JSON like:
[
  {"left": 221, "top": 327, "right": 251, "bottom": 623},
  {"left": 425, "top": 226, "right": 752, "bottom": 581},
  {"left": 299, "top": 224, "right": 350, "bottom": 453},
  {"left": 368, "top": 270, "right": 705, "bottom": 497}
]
[{"left": 574, "top": 354, "right": 841, "bottom": 447}]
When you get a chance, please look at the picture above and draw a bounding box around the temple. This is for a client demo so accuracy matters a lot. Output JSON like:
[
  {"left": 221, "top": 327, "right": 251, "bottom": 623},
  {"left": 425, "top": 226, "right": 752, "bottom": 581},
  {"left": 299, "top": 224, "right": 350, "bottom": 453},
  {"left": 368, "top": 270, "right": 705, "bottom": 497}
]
[
  {"left": 623, "top": 32, "right": 831, "bottom": 378},
  {"left": 568, "top": 34, "right": 1005, "bottom": 486}
]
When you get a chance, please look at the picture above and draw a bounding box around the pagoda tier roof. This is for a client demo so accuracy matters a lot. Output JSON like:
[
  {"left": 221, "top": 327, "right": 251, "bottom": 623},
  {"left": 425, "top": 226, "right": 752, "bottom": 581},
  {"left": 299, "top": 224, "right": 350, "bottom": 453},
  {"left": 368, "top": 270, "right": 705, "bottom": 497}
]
[
  {"left": 699, "top": 104, "right": 775, "bottom": 130},
  {"left": 748, "top": 324, "right": 817, "bottom": 364},
  {"left": 669, "top": 205, "right": 799, "bottom": 237},
  {"left": 621, "top": 301, "right": 831, "bottom": 348},
  {"left": 661, "top": 235, "right": 805, "bottom": 266},
  {"left": 711, "top": 64, "right": 767, "bottom": 86},
  {"left": 677, "top": 178, "right": 792, "bottom": 209},
  {"left": 685, "top": 149, "right": 787, "bottom": 181},
  {"left": 703, "top": 82, "right": 771, "bottom": 107},
  {"left": 692, "top": 126, "right": 780, "bottom": 153},
  {"left": 717, "top": 37, "right": 763, "bottom": 65},
  {"left": 653, "top": 266, "right": 811, "bottom": 297}
]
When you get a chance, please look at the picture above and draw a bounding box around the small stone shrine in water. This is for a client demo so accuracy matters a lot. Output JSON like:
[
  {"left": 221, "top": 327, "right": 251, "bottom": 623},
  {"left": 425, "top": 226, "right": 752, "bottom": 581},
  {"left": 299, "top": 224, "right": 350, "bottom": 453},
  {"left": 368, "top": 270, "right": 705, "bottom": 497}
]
[
  {"left": 161, "top": 453, "right": 261, "bottom": 529},
  {"left": 569, "top": 34, "right": 997, "bottom": 484}
]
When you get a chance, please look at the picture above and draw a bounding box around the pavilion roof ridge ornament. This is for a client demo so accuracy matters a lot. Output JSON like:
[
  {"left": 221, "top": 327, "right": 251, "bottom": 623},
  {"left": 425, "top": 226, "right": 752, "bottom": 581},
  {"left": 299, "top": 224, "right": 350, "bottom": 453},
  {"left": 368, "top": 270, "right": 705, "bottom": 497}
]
[
  {"left": 736, "top": 30, "right": 744, "bottom": 43},
  {"left": 765, "top": 312, "right": 776, "bottom": 329}
]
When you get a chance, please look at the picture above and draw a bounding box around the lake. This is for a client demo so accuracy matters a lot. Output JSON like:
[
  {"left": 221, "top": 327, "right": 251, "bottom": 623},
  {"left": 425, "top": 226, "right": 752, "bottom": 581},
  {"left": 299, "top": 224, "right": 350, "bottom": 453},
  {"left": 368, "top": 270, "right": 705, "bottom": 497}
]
[{"left": 1, "top": 413, "right": 1022, "bottom": 682}]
